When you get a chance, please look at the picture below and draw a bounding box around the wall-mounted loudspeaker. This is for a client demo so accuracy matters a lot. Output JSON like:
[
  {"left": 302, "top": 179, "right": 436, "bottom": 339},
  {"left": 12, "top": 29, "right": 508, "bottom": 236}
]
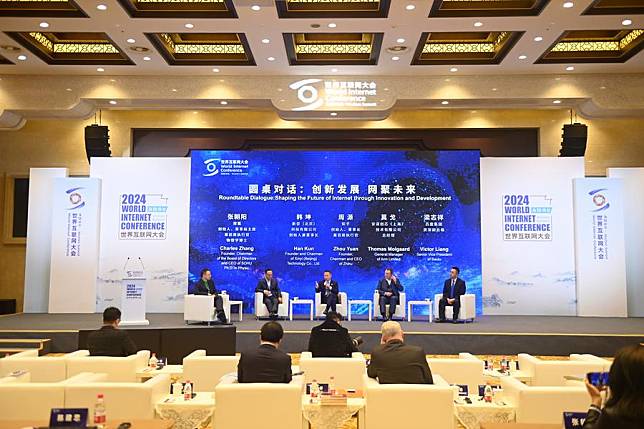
[
  {"left": 559, "top": 123, "right": 587, "bottom": 157},
  {"left": 84, "top": 124, "right": 111, "bottom": 163}
]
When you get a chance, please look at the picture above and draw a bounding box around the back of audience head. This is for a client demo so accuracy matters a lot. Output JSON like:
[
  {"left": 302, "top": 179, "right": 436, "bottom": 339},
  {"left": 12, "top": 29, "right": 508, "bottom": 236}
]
[
  {"left": 102, "top": 307, "right": 121, "bottom": 326},
  {"left": 325, "top": 311, "right": 342, "bottom": 323},
  {"left": 260, "top": 321, "right": 284, "bottom": 345},
  {"left": 380, "top": 320, "right": 403, "bottom": 343}
]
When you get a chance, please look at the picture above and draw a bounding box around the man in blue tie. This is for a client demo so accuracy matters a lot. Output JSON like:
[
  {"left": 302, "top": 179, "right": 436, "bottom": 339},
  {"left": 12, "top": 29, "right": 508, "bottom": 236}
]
[{"left": 437, "top": 266, "right": 466, "bottom": 323}]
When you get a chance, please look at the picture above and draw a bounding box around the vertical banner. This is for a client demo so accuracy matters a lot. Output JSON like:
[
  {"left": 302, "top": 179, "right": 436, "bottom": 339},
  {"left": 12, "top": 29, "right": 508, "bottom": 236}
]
[
  {"left": 48, "top": 178, "right": 102, "bottom": 313},
  {"left": 607, "top": 167, "right": 644, "bottom": 316},
  {"left": 573, "top": 178, "right": 627, "bottom": 317},
  {"left": 120, "top": 257, "right": 148, "bottom": 325},
  {"left": 23, "top": 168, "right": 68, "bottom": 313},
  {"left": 90, "top": 158, "right": 190, "bottom": 313},
  {"left": 481, "top": 157, "right": 584, "bottom": 315}
]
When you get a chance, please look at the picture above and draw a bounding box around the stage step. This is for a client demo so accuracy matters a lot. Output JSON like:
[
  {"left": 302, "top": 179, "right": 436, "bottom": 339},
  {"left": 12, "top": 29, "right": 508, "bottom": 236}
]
[{"left": 0, "top": 338, "right": 52, "bottom": 356}]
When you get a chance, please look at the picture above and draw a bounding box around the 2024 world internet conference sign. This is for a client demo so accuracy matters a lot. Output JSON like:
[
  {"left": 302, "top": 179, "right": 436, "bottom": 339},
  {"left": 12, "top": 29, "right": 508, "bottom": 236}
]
[{"left": 189, "top": 150, "right": 482, "bottom": 314}]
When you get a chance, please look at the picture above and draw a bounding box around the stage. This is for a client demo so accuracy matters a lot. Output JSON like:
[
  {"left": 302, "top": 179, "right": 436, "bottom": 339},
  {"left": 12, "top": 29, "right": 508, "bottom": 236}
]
[{"left": 0, "top": 313, "right": 642, "bottom": 362}]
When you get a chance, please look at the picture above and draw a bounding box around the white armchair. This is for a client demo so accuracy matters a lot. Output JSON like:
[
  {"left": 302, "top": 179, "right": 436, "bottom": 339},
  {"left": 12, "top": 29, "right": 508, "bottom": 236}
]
[
  {"left": 65, "top": 373, "right": 170, "bottom": 421},
  {"left": 65, "top": 350, "right": 150, "bottom": 382},
  {"left": 182, "top": 350, "right": 240, "bottom": 391},
  {"left": 254, "top": 291, "right": 290, "bottom": 319},
  {"left": 372, "top": 291, "right": 406, "bottom": 320},
  {"left": 434, "top": 293, "right": 476, "bottom": 322},
  {"left": 315, "top": 291, "right": 348, "bottom": 318},
  {"left": 364, "top": 374, "right": 455, "bottom": 429},
  {"left": 427, "top": 352, "right": 485, "bottom": 393},
  {"left": 501, "top": 376, "right": 589, "bottom": 424},
  {"left": 518, "top": 353, "right": 606, "bottom": 386},
  {"left": 0, "top": 349, "right": 86, "bottom": 382},
  {"left": 569, "top": 354, "right": 612, "bottom": 371},
  {"left": 299, "top": 351, "right": 366, "bottom": 390},
  {"left": 184, "top": 293, "right": 231, "bottom": 323},
  {"left": 214, "top": 377, "right": 306, "bottom": 429}
]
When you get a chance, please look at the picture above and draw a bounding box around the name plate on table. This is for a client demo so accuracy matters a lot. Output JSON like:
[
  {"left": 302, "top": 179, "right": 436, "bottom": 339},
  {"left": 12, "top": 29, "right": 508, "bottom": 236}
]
[
  {"left": 455, "top": 384, "right": 469, "bottom": 396},
  {"left": 49, "top": 408, "right": 88, "bottom": 427},
  {"left": 563, "top": 411, "right": 588, "bottom": 429}
]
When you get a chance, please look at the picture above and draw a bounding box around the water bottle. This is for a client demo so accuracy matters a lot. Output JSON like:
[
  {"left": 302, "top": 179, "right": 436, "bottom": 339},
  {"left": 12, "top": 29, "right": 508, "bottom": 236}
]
[
  {"left": 148, "top": 353, "right": 158, "bottom": 369},
  {"left": 329, "top": 376, "right": 336, "bottom": 395},
  {"left": 93, "top": 394, "right": 106, "bottom": 428},
  {"left": 183, "top": 381, "right": 192, "bottom": 401},
  {"left": 483, "top": 383, "right": 494, "bottom": 403},
  {"left": 310, "top": 379, "right": 319, "bottom": 401},
  {"left": 172, "top": 381, "right": 183, "bottom": 396}
]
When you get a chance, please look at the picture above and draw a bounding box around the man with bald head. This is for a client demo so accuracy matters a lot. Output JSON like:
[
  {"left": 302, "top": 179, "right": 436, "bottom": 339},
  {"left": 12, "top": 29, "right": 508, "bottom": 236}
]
[{"left": 367, "top": 321, "right": 433, "bottom": 384}]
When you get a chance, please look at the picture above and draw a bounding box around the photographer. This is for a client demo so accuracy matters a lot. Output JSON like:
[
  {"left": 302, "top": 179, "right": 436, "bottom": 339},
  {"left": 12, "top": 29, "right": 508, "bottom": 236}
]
[
  {"left": 307, "top": 311, "right": 363, "bottom": 358},
  {"left": 582, "top": 343, "right": 644, "bottom": 429}
]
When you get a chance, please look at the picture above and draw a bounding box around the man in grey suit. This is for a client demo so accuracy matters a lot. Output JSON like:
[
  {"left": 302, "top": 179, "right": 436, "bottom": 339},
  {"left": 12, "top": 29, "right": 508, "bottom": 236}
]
[
  {"left": 376, "top": 268, "right": 404, "bottom": 320},
  {"left": 255, "top": 268, "right": 282, "bottom": 319}
]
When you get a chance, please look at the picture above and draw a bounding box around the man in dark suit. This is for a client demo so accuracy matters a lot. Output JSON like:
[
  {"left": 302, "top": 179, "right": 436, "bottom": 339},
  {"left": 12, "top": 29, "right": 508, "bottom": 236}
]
[
  {"left": 193, "top": 268, "right": 227, "bottom": 324},
  {"left": 376, "top": 268, "right": 404, "bottom": 320},
  {"left": 438, "top": 266, "right": 467, "bottom": 323},
  {"left": 255, "top": 268, "right": 282, "bottom": 319},
  {"left": 308, "top": 311, "right": 361, "bottom": 358},
  {"left": 367, "top": 321, "right": 433, "bottom": 384},
  {"left": 87, "top": 307, "right": 138, "bottom": 357},
  {"left": 237, "top": 322, "right": 292, "bottom": 383},
  {"left": 315, "top": 270, "right": 339, "bottom": 314}
]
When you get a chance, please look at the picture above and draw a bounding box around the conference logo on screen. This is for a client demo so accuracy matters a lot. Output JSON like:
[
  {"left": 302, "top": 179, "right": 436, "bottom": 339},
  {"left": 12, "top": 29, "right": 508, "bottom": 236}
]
[
  {"left": 289, "top": 78, "right": 378, "bottom": 111},
  {"left": 203, "top": 158, "right": 220, "bottom": 176},
  {"left": 66, "top": 187, "right": 85, "bottom": 210},
  {"left": 203, "top": 157, "right": 249, "bottom": 177}
]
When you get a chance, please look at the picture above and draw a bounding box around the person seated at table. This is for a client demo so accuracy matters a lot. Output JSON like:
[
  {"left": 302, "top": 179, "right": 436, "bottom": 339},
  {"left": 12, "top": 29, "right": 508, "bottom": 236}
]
[
  {"left": 255, "top": 268, "right": 282, "bottom": 319},
  {"left": 315, "top": 270, "right": 339, "bottom": 314},
  {"left": 87, "top": 307, "right": 138, "bottom": 357},
  {"left": 437, "top": 266, "right": 466, "bottom": 323},
  {"left": 308, "top": 311, "right": 362, "bottom": 358},
  {"left": 237, "top": 322, "right": 292, "bottom": 383},
  {"left": 582, "top": 343, "right": 644, "bottom": 429},
  {"left": 192, "top": 267, "right": 227, "bottom": 324},
  {"left": 376, "top": 268, "right": 404, "bottom": 320},
  {"left": 367, "top": 321, "right": 433, "bottom": 384}
]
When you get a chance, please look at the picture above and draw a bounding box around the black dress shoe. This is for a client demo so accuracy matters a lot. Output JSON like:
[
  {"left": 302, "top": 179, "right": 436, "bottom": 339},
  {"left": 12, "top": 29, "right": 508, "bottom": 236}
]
[
  {"left": 436, "top": 319, "right": 446, "bottom": 323},
  {"left": 451, "top": 319, "right": 459, "bottom": 324}
]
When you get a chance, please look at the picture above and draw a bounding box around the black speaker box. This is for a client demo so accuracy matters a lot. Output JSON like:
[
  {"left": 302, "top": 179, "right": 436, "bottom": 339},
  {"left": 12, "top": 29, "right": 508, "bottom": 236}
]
[
  {"left": 559, "top": 123, "right": 587, "bottom": 157},
  {"left": 84, "top": 124, "right": 111, "bottom": 162}
]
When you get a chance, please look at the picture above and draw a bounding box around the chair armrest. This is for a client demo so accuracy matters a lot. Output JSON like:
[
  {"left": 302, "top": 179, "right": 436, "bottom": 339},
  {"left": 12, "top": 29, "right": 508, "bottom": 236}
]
[
  {"left": 63, "top": 372, "right": 108, "bottom": 384},
  {"left": 183, "top": 350, "right": 206, "bottom": 361},
  {"left": 458, "top": 352, "right": 479, "bottom": 361},
  {"left": 300, "top": 352, "right": 313, "bottom": 360},
  {"left": 432, "top": 374, "right": 450, "bottom": 387},
  {"left": 7, "top": 350, "right": 39, "bottom": 359},
  {"left": 363, "top": 375, "right": 379, "bottom": 388},
  {"left": 65, "top": 350, "right": 90, "bottom": 358},
  {"left": 135, "top": 350, "right": 151, "bottom": 369}
]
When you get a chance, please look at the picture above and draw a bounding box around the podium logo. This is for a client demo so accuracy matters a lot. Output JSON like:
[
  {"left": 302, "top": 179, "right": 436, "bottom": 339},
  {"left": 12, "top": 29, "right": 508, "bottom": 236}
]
[
  {"left": 290, "top": 78, "right": 324, "bottom": 111},
  {"left": 66, "top": 187, "right": 85, "bottom": 210},
  {"left": 589, "top": 188, "right": 609, "bottom": 212},
  {"left": 203, "top": 158, "right": 220, "bottom": 176}
]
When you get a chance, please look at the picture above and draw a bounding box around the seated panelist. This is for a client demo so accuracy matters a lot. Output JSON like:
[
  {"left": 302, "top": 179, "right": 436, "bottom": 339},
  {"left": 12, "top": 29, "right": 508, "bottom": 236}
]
[
  {"left": 255, "top": 268, "right": 282, "bottom": 319},
  {"left": 192, "top": 268, "right": 228, "bottom": 324},
  {"left": 376, "top": 268, "right": 404, "bottom": 320},
  {"left": 315, "top": 270, "right": 339, "bottom": 314},
  {"left": 437, "top": 266, "right": 466, "bottom": 323}
]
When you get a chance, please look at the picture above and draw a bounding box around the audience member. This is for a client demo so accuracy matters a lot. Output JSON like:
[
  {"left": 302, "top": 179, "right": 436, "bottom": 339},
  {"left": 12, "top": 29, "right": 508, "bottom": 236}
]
[
  {"left": 367, "top": 321, "right": 433, "bottom": 384},
  {"left": 308, "top": 311, "right": 362, "bottom": 357},
  {"left": 237, "top": 321, "right": 292, "bottom": 383},
  {"left": 87, "top": 307, "right": 137, "bottom": 357}
]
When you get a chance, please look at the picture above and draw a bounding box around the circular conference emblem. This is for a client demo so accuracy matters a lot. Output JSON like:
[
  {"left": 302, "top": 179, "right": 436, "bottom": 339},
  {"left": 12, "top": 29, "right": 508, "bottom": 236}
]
[
  {"left": 592, "top": 193, "right": 606, "bottom": 207},
  {"left": 69, "top": 192, "right": 83, "bottom": 205}
]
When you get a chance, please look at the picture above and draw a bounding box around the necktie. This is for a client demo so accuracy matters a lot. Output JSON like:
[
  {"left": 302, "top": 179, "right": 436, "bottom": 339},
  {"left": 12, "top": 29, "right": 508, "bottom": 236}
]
[{"left": 451, "top": 280, "right": 455, "bottom": 298}]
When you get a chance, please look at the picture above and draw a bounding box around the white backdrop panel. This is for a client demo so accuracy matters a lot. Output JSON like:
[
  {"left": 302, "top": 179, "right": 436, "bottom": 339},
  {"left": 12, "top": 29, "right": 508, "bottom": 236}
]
[
  {"left": 90, "top": 157, "right": 190, "bottom": 313},
  {"left": 607, "top": 167, "right": 644, "bottom": 317},
  {"left": 481, "top": 157, "right": 584, "bottom": 315},
  {"left": 573, "top": 178, "right": 627, "bottom": 317}
]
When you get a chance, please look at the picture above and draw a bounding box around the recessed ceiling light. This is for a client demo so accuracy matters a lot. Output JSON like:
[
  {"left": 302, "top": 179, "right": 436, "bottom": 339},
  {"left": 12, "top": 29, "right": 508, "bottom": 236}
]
[
  {"left": 184, "top": 23, "right": 194, "bottom": 29},
  {"left": 220, "top": 100, "right": 228, "bottom": 105},
  {"left": 449, "top": 67, "right": 458, "bottom": 72},
  {"left": 267, "top": 56, "right": 275, "bottom": 61},
  {"left": 39, "top": 22, "right": 49, "bottom": 29},
  {"left": 66, "top": 88, "right": 72, "bottom": 92},
  {"left": 405, "top": 4, "right": 415, "bottom": 10},
  {"left": 212, "top": 68, "right": 220, "bottom": 72},
  {"left": 143, "top": 56, "right": 151, "bottom": 61},
  {"left": 392, "top": 56, "right": 400, "bottom": 61},
  {"left": 96, "top": 4, "right": 107, "bottom": 10},
  {"left": 441, "top": 100, "right": 449, "bottom": 105},
  {"left": 474, "top": 21, "right": 483, "bottom": 27},
  {"left": 553, "top": 99, "right": 562, "bottom": 104},
  {"left": 251, "top": 5, "right": 260, "bottom": 11},
  {"left": 261, "top": 38, "right": 270, "bottom": 44},
  {"left": 96, "top": 67, "right": 105, "bottom": 72},
  {"left": 563, "top": 2, "right": 574, "bottom": 8},
  {"left": 126, "top": 38, "right": 136, "bottom": 44},
  {"left": 396, "top": 38, "right": 406, "bottom": 44},
  {"left": 566, "top": 66, "right": 575, "bottom": 71},
  {"left": 491, "top": 88, "right": 497, "bottom": 91},
  {"left": 109, "top": 100, "right": 117, "bottom": 105},
  {"left": 328, "top": 23, "right": 337, "bottom": 28},
  {"left": 534, "top": 36, "right": 543, "bottom": 42},
  {"left": 518, "top": 55, "right": 527, "bottom": 60},
  {"left": 17, "top": 55, "right": 27, "bottom": 61},
  {"left": 331, "top": 68, "right": 338, "bottom": 72},
  {"left": 330, "top": 112, "right": 338, "bottom": 116},
  {"left": 622, "top": 19, "right": 632, "bottom": 26},
  {"left": 171, "top": 88, "right": 177, "bottom": 92}
]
